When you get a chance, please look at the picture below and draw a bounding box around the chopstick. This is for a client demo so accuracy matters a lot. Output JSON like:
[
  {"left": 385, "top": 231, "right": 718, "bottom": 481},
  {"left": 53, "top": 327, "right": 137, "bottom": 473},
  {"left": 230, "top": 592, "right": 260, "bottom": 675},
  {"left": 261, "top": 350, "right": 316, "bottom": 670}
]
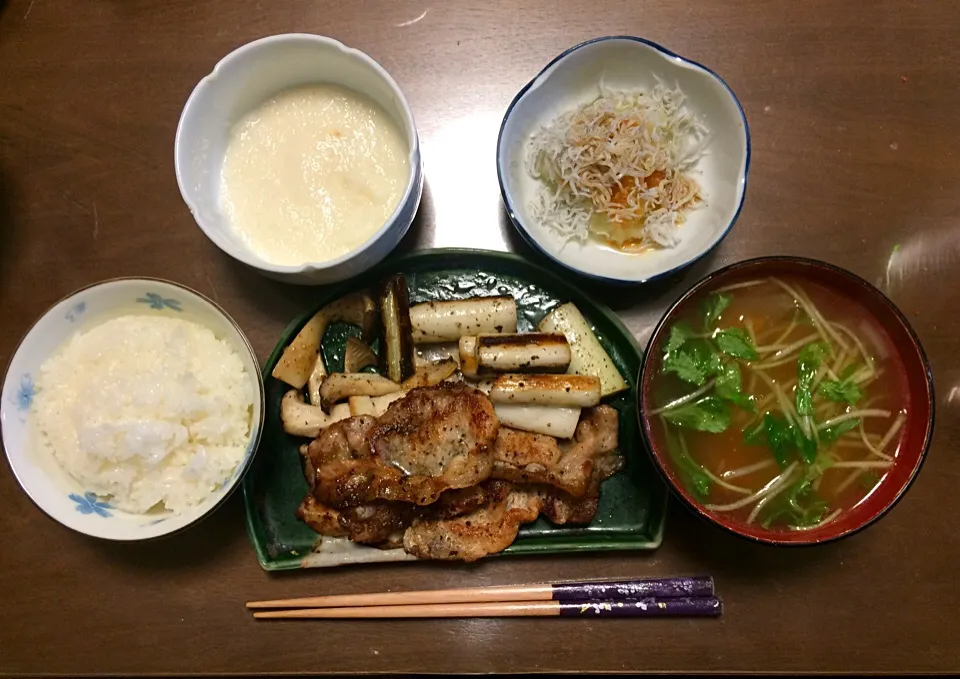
[
  {"left": 252, "top": 596, "right": 722, "bottom": 619},
  {"left": 246, "top": 576, "right": 715, "bottom": 610}
]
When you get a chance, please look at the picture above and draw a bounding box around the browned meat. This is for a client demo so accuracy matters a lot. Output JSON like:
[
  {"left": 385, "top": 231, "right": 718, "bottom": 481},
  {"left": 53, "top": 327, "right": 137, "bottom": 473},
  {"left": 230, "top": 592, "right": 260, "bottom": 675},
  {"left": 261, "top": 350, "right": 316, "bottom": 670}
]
[
  {"left": 538, "top": 416, "right": 624, "bottom": 526},
  {"left": 295, "top": 495, "right": 345, "bottom": 537},
  {"left": 295, "top": 494, "right": 414, "bottom": 548},
  {"left": 302, "top": 415, "right": 377, "bottom": 508},
  {"left": 339, "top": 503, "right": 417, "bottom": 548},
  {"left": 303, "top": 383, "right": 498, "bottom": 508},
  {"left": 370, "top": 382, "right": 498, "bottom": 493},
  {"left": 491, "top": 405, "right": 621, "bottom": 497},
  {"left": 336, "top": 481, "right": 514, "bottom": 550},
  {"left": 297, "top": 385, "right": 624, "bottom": 561},
  {"left": 403, "top": 486, "right": 542, "bottom": 562},
  {"left": 430, "top": 480, "right": 512, "bottom": 520},
  {"left": 539, "top": 490, "right": 599, "bottom": 525},
  {"left": 593, "top": 448, "right": 625, "bottom": 485},
  {"left": 491, "top": 427, "right": 563, "bottom": 478}
]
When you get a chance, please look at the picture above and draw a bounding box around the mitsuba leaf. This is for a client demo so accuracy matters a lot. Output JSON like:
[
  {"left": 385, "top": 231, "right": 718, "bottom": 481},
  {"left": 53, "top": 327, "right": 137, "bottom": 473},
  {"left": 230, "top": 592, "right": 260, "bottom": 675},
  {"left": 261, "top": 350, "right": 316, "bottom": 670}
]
[
  {"left": 663, "top": 350, "right": 707, "bottom": 385},
  {"left": 702, "top": 292, "right": 732, "bottom": 329},
  {"left": 820, "top": 418, "right": 860, "bottom": 443},
  {"left": 793, "top": 427, "right": 818, "bottom": 464},
  {"left": 748, "top": 411, "right": 821, "bottom": 468},
  {"left": 662, "top": 396, "right": 731, "bottom": 433},
  {"left": 664, "top": 323, "right": 694, "bottom": 357},
  {"left": 762, "top": 413, "right": 796, "bottom": 467},
  {"left": 715, "top": 328, "right": 759, "bottom": 360},
  {"left": 663, "top": 338, "right": 724, "bottom": 386},
  {"left": 743, "top": 422, "right": 765, "bottom": 446},
  {"left": 800, "top": 342, "right": 828, "bottom": 364},
  {"left": 663, "top": 427, "right": 711, "bottom": 499},
  {"left": 699, "top": 342, "right": 726, "bottom": 378},
  {"left": 817, "top": 378, "right": 863, "bottom": 405},
  {"left": 715, "top": 362, "right": 755, "bottom": 411},
  {"left": 796, "top": 342, "right": 828, "bottom": 416},
  {"left": 760, "top": 474, "right": 829, "bottom": 529}
]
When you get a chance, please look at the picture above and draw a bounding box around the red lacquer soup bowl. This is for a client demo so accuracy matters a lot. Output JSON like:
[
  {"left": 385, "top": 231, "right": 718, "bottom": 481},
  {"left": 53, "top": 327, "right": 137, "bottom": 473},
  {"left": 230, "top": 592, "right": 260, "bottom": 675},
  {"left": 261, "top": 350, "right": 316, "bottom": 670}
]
[{"left": 637, "top": 256, "right": 934, "bottom": 545}]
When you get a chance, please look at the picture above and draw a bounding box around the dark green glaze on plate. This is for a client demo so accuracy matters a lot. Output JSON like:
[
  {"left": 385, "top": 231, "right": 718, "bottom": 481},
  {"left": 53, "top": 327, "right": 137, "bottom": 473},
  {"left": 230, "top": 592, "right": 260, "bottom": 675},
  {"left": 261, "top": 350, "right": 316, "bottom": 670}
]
[{"left": 242, "top": 249, "right": 668, "bottom": 570}]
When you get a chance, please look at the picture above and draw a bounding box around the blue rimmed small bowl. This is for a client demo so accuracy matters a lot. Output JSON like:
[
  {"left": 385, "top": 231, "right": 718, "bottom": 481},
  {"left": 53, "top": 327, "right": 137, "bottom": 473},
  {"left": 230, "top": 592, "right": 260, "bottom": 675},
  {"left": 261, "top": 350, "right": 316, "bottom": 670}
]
[
  {"left": 0, "top": 278, "right": 265, "bottom": 541},
  {"left": 497, "top": 36, "right": 750, "bottom": 284}
]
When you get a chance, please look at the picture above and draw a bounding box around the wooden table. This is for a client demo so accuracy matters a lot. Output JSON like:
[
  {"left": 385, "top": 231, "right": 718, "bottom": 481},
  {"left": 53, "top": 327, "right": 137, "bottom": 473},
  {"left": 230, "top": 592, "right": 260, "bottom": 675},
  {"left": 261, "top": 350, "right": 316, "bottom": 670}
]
[{"left": 2, "top": 0, "right": 958, "bottom": 674}]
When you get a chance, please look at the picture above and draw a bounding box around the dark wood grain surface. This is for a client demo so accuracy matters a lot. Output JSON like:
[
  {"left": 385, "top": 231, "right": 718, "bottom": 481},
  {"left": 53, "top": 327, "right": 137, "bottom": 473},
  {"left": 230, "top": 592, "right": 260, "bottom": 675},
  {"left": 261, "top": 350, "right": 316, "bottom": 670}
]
[{"left": 2, "top": 0, "right": 959, "bottom": 674}]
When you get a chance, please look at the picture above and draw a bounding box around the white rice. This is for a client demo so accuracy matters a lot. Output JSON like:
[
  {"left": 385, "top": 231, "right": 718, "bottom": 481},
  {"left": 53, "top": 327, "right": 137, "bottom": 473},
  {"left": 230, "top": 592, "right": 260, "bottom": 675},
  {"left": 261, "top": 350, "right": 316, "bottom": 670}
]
[{"left": 32, "top": 315, "right": 254, "bottom": 514}]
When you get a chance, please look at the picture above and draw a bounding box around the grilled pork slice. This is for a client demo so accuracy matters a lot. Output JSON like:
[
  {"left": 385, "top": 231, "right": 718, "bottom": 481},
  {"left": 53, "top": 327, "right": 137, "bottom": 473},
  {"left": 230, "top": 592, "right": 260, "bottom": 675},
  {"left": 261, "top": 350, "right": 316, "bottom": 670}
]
[
  {"left": 537, "top": 417, "right": 624, "bottom": 525},
  {"left": 490, "top": 405, "right": 621, "bottom": 497},
  {"left": 403, "top": 407, "right": 624, "bottom": 560},
  {"left": 430, "top": 480, "right": 513, "bottom": 520},
  {"left": 538, "top": 449, "right": 624, "bottom": 525},
  {"left": 295, "top": 495, "right": 346, "bottom": 537},
  {"left": 296, "top": 495, "right": 414, "bottom": 548},
  {"left": 298, "top": 484, "right": 516, "bottom": 550},
  {"left": 539, "top": 490, "right": 599, "bottom": 525},
  {"left": 403, "top": 486, "right": 542, "bottom": 562},
  {"left": 338, "top": 503, "right": 417, "bottom": 548},
  {"left": 304, "top": 382, "right": 499, "bottom": 508},
  {"left": 402, "top": 451, "right": 625, "bottom": 561}
]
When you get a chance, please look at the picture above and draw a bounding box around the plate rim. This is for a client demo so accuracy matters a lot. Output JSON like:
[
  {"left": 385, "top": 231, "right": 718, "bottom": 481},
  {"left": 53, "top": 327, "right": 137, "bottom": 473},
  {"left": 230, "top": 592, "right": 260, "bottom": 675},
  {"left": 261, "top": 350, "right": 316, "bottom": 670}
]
[{"left": 242, "top": 247, "right": 668, "bottom": 570}]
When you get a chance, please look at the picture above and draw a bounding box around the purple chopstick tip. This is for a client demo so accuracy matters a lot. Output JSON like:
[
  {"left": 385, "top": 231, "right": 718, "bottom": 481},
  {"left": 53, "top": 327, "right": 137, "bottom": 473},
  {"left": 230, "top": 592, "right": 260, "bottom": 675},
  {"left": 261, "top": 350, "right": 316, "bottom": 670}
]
[
  {"left": 552, "top": 576, "right": 714, "bottom": 602},
  {"left": 558, "top": 596, "right": 722, "bottom": 618}
]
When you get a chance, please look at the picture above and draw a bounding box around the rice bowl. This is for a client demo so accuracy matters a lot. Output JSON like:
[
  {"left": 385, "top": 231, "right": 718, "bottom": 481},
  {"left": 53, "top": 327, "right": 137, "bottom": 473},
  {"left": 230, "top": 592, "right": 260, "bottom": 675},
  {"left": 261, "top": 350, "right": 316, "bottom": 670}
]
[{"left": 1, "top": 278, "right": 265, "bottom": 541}]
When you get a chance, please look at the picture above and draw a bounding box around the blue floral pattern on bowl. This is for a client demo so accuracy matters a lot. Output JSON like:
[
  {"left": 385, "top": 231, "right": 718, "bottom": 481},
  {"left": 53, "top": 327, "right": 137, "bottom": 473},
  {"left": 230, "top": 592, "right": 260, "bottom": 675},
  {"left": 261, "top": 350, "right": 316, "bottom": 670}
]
[
  {"left": 136, "top": 292, "right": 183, "bottom": 312},
  {"left": 2, "top": 277, "right": 264, "bottom": 541},
  {"left": 65, "top": 301, "right": 86, "bottom": 322},
  {"left": 70, "top": 492, "right": 113, "bottom": 518},
  {"left": 14, "top": 374, "right": 36, "bottom": 412}
]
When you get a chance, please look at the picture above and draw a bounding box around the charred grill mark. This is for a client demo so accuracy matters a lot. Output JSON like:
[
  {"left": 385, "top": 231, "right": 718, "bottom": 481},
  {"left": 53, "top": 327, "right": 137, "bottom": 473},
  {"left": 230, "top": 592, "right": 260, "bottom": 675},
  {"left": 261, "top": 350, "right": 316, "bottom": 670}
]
[{"left": 476, "top": 333, "right": 566, "bottom": 349}]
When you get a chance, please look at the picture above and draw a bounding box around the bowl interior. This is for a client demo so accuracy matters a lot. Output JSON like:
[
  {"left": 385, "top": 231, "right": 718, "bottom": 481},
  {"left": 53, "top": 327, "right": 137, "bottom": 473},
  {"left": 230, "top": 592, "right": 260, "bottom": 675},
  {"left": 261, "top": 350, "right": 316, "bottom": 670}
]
[
  {"left": 1, "top": 279, "right": 264, "bottom": 541},
  {"left": 638, "top": 258, "right": 933, "bottom": 544},
  {"left": 175, "top": 34, "right": 420, "bottom": 273},
  {"left": 498, "top": 37, "right": 749, "bottom": 283}
]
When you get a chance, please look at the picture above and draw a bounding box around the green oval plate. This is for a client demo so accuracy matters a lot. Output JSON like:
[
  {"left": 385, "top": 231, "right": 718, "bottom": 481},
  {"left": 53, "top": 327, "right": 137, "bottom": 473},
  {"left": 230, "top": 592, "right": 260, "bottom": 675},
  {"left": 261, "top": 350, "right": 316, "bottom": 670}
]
[{"left": 243, "top": 249, "right": 668, "bottom": 570}]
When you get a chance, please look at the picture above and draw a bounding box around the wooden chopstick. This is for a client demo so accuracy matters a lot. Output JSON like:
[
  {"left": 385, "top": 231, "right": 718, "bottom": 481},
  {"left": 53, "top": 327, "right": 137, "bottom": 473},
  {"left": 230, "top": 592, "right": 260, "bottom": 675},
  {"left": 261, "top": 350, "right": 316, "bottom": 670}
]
[
  {"left": 246, "top": 576, "right": 714, "bottom": 610},
  {"left": 252, "top": 596, "right": 722, "bottom": 619}
]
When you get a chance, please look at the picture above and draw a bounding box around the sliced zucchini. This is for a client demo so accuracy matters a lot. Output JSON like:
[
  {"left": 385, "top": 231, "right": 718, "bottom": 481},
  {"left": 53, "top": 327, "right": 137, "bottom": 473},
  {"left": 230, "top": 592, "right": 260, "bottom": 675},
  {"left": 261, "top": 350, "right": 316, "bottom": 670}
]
[{"left": 538, "top": 303, "right": 628, "bottom": 398}]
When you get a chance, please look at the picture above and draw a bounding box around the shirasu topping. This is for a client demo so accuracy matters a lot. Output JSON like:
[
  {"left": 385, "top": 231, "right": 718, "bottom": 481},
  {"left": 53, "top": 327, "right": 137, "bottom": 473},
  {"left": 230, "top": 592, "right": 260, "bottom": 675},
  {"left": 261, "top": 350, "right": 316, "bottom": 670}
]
[{"left": 526, "top": 80, "right": 709, "bottom": 250}]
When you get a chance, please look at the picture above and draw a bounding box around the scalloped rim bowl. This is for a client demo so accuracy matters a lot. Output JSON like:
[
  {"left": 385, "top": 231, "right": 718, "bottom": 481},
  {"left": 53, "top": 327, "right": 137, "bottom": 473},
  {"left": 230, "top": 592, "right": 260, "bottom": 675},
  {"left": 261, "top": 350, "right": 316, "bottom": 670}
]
[
  {"left": 174, "top": 33, "right": 423, "bottom": 285},
  {"left": 497, "top": 36, "right": 750, "bottom": 284},
  {"left": 637, "top": 257, "right": 935, "bottom": 546},
  {"left": 0, "top": 278, "right": 265, "bottom": 541}
]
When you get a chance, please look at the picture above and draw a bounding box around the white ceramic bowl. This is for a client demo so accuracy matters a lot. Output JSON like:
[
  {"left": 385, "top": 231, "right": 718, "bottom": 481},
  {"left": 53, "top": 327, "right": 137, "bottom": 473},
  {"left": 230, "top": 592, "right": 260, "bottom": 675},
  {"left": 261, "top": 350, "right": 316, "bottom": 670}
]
[
  {"left": 1, "top": 279, "right": 265, "bottom": 541},
  {"left": 175, "top": 34, "right": 423, "bottom": 285},
  {"left": 497, "top": 36, "right": 750, "bottom": 284}
]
